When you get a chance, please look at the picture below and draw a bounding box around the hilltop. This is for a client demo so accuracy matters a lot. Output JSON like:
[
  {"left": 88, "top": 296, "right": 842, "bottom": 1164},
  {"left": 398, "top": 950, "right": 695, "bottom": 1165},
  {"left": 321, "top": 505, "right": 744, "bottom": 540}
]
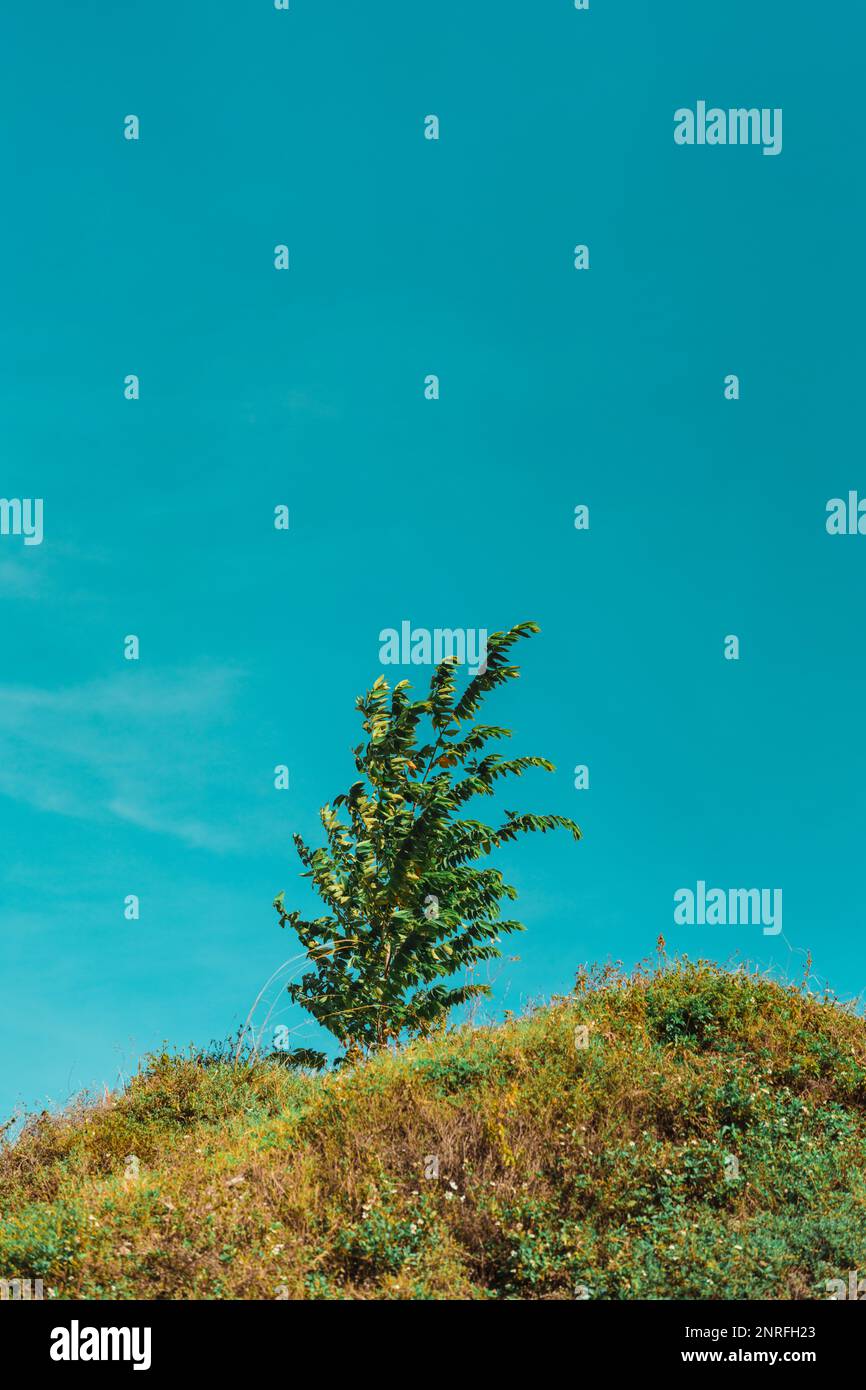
[{"left": 1, "top": 959, "right": 865, "bottom": 1300}]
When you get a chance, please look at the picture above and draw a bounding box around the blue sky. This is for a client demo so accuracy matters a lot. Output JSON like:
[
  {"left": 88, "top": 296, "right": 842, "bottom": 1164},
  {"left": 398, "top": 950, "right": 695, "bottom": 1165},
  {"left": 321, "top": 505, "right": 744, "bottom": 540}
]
[{"left": 2, "top": 0, "right": 864, "bottom": 1120}]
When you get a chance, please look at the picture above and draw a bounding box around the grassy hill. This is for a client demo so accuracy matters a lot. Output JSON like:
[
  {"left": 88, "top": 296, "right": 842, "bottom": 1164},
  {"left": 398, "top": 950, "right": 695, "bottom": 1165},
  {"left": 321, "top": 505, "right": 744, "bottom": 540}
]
[{"left": 2, "top": 958, "right": 865, "bottom": 1300}]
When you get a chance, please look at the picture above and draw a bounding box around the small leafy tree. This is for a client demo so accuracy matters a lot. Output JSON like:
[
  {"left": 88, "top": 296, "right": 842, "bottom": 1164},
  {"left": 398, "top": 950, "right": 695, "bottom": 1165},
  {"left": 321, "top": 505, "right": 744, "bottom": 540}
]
[{"left": 273, "top": 621, "right": 580, "bottom": 1062}]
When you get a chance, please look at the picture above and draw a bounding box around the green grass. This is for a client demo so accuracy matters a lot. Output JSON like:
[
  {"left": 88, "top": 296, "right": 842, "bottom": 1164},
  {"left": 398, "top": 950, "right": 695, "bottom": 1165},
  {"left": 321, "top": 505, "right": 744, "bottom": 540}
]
[{"left": 2, "top": 958, "right": 865, "bottom": 1300}]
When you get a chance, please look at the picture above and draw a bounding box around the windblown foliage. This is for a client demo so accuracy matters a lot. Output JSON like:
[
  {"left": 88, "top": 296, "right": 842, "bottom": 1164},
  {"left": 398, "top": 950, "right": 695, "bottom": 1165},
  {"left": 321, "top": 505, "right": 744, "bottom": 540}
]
[{"left": 274, "top": 621, "right": 581, "bottom": 1059}]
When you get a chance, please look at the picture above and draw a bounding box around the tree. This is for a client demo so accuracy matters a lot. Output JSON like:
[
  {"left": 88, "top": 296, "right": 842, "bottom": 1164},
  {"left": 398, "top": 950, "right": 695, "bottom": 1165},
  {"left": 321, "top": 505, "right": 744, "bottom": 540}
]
[{"left": 273, "top": 621, "right": 581, "bottom": 1063}]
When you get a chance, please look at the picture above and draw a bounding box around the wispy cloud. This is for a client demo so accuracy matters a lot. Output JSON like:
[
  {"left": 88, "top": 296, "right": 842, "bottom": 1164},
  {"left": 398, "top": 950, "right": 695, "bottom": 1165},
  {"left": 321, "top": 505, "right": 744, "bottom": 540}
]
[
  {"left": 0, "top": 667, "right": 247, "bottom": 851},
  {"left": 0, "top": 557, "right": 43, "bottom": 599}
]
